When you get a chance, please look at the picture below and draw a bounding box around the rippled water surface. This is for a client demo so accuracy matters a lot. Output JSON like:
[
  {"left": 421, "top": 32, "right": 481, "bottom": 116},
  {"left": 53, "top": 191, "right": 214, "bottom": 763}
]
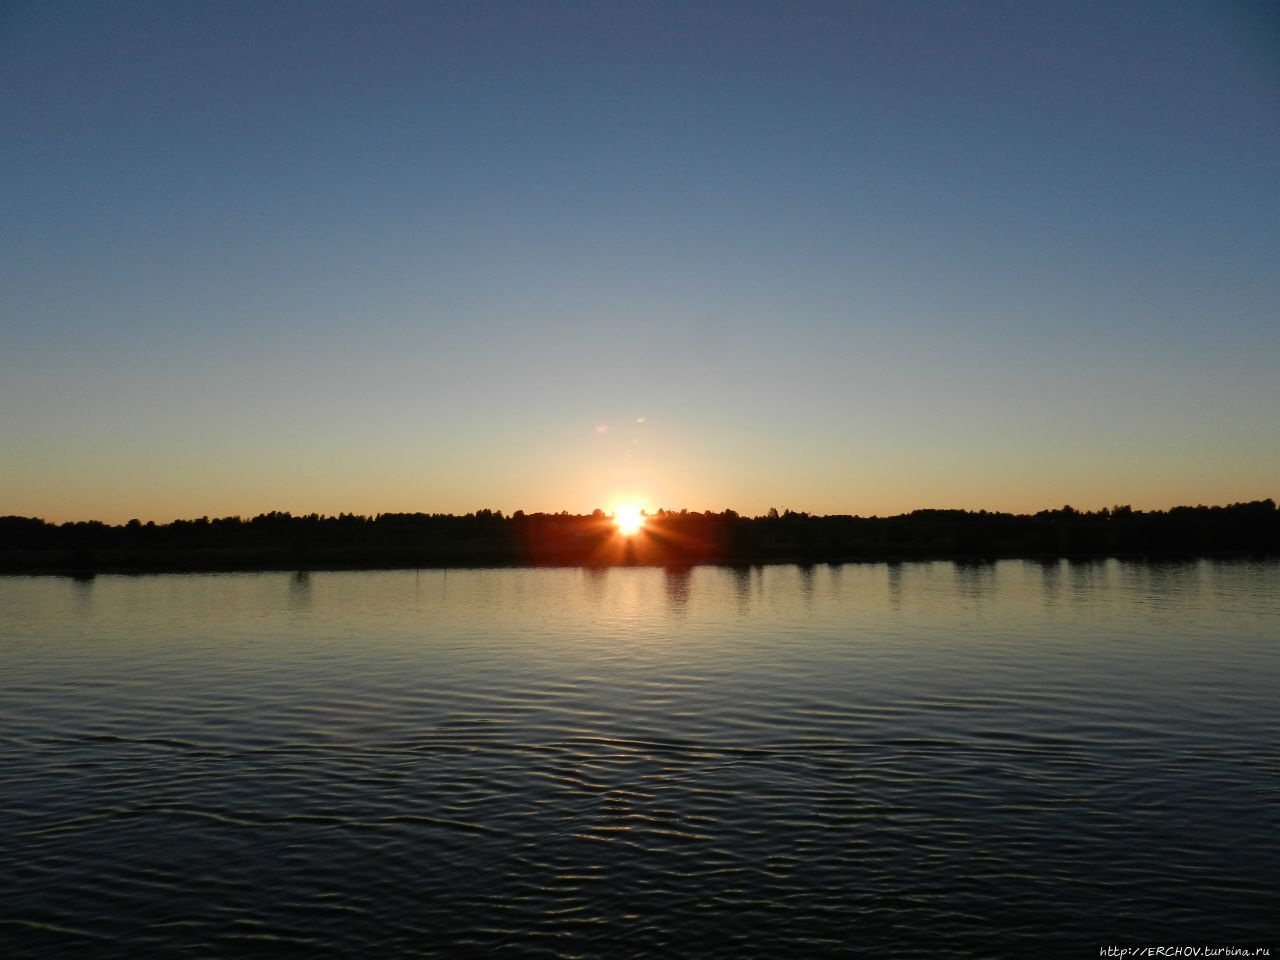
[{"left": 2, "top": 560, "right": 1277, "bottom": 957}]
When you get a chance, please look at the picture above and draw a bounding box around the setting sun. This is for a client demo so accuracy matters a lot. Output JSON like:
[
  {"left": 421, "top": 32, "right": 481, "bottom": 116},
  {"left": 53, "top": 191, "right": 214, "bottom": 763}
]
[{"left": 613, "top": 504, "right": 645, "bottom": 536}]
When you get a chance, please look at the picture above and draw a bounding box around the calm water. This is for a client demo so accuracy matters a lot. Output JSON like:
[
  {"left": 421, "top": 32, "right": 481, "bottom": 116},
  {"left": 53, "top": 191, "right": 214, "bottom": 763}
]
[{"left": 1, "top": 560, "right": 1277, "bottom": 958}]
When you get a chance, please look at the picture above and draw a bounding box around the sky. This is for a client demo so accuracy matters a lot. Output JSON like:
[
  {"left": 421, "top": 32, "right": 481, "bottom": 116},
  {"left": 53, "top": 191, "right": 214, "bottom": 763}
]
[{"left": 3, "top": 0, "right": 1278, "bottom": 523}]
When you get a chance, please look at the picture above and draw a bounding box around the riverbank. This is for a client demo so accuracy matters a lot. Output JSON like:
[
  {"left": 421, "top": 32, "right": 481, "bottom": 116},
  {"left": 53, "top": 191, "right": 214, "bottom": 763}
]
[{"left": 3, "top": 501, "right": 1276, "bottom": 574}]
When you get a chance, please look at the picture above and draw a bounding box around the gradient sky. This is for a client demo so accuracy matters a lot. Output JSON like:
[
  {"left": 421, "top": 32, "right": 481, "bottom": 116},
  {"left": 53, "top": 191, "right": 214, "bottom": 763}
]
[{"left": 4, "top": 0, "right": 1278, "bottom": 523}]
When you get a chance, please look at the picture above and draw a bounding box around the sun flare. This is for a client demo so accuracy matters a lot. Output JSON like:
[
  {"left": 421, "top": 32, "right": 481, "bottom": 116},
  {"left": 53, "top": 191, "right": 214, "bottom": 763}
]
[{"left": 613, "top": 504, "right": 645, "bottom": 536}]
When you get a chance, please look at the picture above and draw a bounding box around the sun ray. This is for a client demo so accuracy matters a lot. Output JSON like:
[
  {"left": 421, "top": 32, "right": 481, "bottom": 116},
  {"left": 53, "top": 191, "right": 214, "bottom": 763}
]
[{"left": 613, "top": 504, "right": 645, "bottom": 536}]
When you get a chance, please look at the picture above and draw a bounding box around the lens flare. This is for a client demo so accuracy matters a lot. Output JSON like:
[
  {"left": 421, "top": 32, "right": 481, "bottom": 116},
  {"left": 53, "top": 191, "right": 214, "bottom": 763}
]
[{"left": 614, "top": 504, "right": 645, "bottom": 536}]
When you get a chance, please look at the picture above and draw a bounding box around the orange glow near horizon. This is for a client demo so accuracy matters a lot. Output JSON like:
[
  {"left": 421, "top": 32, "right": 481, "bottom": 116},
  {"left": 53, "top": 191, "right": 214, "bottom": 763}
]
[{"left": 613, "top": 504, "right": 646, "bottom": 536}]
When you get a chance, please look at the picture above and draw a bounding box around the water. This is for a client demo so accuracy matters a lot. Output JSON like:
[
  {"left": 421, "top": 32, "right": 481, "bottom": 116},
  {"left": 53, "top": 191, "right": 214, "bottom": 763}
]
[{"left": 1, "top": 560, "right": 1276, "bottom": 957}]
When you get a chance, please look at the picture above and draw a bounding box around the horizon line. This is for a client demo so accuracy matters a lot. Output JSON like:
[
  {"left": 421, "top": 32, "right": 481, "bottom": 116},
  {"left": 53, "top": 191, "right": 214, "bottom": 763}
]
[{"left": 9, "top": 497, "right": 1277, "bottom": 528}]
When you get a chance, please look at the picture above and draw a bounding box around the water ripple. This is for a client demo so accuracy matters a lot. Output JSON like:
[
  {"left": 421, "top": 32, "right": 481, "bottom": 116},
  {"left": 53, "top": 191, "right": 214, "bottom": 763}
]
[{"left": 2, "top": 562, "right": 1277, "bottom": 957}]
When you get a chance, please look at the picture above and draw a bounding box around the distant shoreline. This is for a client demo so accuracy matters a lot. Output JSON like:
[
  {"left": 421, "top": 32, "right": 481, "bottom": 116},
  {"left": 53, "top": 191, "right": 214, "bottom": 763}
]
[
  {"left": 2, "top": 551, "right": 1276, "bottom": 579},
  {"left": 3, "top": 501, "right": 1276, "bottom": 575}
]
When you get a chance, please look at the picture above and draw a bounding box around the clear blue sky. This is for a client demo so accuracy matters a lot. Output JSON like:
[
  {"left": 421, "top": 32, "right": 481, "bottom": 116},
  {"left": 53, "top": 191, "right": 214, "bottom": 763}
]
[{"left": 3, "top": 0, "right": 1277, "bottom": 522}]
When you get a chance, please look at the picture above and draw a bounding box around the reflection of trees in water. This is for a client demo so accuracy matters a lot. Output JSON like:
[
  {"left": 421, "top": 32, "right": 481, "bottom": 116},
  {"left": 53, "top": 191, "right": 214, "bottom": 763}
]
[
  {"left": 825, "top": 562, "right": 843, "bottom": 591},
  {"left": 582, "top": 566, "right": 609, "bottom": 604},
  {"left": 1118, "top": 558, "right": 1204, "bottom": 608},
  {"left": 69, "top": 573, "right": 94, "bottom": 615},
  {"left": 289, "top": 570, "right": 312, "bottom": 610},
  {"left": 1205, "top": 557, "right": 1279, "bottom": 610},
  {"left": 796, "top": 563, "right": 815, "bottom": 603},
  {"left": 886, "top": 562, "right": 903, "bottom": 610},
  {"left": 664, "top": 567, "right": 691, "bottom": 611},
  {"left": 1067, "top": 557, "right": 1111, "bottom": 605},
  {"left": 729, "top": 564, "right": 754, "bottom": 614},
  {"left": 953, "top": 559, "right": 996, "bottom": 607},
  {"left": 1037, "top": 557, "right": 1063, "bottom": 607}
]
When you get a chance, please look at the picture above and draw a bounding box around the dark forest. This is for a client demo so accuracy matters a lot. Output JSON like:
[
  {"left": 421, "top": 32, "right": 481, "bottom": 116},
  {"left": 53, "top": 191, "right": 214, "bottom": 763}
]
[{"left": 1, "top": 500, "right": 1276, "bottom": 574}]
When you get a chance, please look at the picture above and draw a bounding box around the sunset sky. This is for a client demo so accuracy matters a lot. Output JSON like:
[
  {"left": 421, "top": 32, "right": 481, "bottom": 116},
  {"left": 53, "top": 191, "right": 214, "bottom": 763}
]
[{"left": 4, "top": 1, "right": 1278, "bottom": 524}]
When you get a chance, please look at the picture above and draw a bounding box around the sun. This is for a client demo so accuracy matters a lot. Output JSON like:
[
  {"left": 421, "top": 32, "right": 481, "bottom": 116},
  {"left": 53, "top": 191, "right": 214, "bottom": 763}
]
[{"left": 613, "top": 504, "right": 646, "bottom": 536}]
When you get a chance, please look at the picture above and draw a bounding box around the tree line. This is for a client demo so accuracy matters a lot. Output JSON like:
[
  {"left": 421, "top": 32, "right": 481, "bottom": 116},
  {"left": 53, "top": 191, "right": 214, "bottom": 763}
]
[{"left": 0, "top": 500, "right": 1276, "bottom": 573}]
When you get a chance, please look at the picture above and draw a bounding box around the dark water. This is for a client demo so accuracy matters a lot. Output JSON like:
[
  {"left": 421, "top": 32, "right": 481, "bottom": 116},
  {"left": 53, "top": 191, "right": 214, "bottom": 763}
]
[{"left": 2, "top": 560, "right": 1277, "bottom": 958}]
